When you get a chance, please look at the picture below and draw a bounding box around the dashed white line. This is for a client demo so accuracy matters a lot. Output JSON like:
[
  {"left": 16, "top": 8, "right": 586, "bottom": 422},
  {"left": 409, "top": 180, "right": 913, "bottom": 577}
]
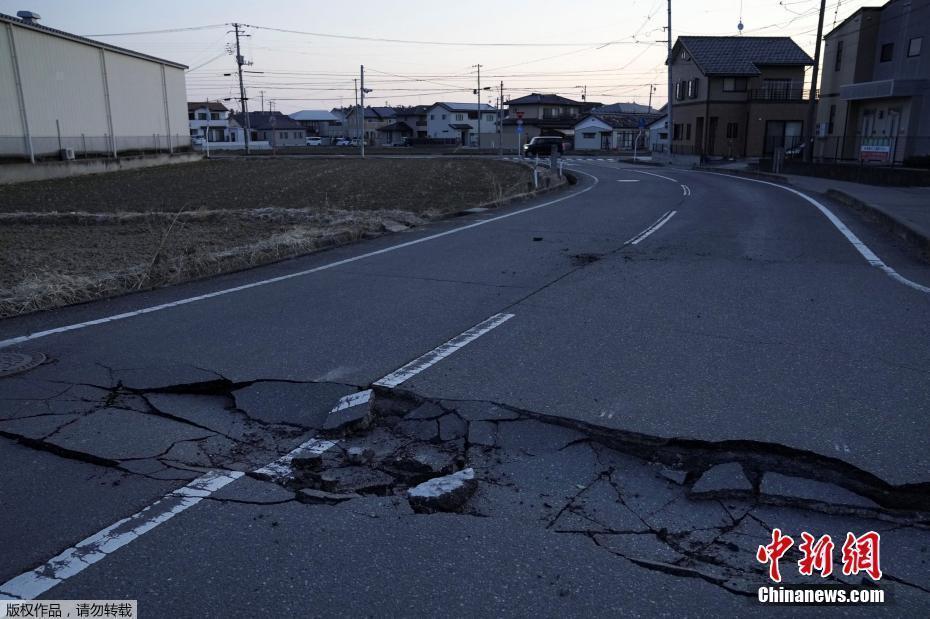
[
  {"left": 0, "top": 470, "right": 243, "bottom": 600},
  {"left": 251, "top": 436, "right": 339, "bottom": 483},
  {"left": 374, "top": 312, "right": 515, "bottom": 388},
  {"left": 0, "top": 173, "right": 598, "bottom": 350},
  {"left": 699, "top": 171, "right": 930, "bottom": 294},
  {"left": 626, "top": 210, "right": 678, "bottom": 245},
  {"left": 617, "top": 179, "right": 641, "bottom": 183},
  {"left": 626, "top": 169, "right": 680, "bottom": 183},
  {"left": 681, "top": 184, "right": 691, "bottom": 196}
]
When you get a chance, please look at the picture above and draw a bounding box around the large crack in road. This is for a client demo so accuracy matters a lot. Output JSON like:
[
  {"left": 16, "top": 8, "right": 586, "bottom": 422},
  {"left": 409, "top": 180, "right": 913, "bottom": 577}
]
[{"left": 2, "top": 365, "right": 929, "bottom": 602}]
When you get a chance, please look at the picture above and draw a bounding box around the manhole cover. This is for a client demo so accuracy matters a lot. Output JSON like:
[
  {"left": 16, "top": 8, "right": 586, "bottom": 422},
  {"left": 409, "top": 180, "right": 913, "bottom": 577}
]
[{"left": 0, "top": 352, "right": 47, "bottom": 377}]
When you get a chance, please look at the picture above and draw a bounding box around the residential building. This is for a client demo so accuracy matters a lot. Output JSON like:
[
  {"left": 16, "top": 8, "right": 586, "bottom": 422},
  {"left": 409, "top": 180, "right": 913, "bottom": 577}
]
[
  {"left": 667, "top": 36, "right": 814, "bottom": 158},
  {"left": 188, "top": 102, "right": 234, "bottom": 142},
  {"left": 426, "top": 102, "right": 498, "bottom": 146},
  {"left": 0, "top": 11, "right": 189, "bottom": 161},
  {"left": 573, "top": 113, "right": 662, "bottom": 151},
  {"left": 589, "top": 102, "right": 656, "bottom": 115},
  {"left": 502, "top": 93, "right": 600, "bottom": 147},
  {"left": 343, "top": 106, "right": 396, "bottom": 144},
  {"left": 817, "top": 0, "right": 930, "bottom": 163},
  {"left": 289, "top": 110, "right": 344, "bottom": 142},
  {"left": 646, "top": 106, "right": 669, "bottom": 152},
  {"left": 231, "top": 111, "right": 305, "bottom": 147}
]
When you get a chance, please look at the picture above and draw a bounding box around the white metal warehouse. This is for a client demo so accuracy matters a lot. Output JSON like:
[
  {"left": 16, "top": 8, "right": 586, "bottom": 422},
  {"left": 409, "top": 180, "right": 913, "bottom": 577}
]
[{"left": 0, "top": 11, "right": 189, "bottom": 162}]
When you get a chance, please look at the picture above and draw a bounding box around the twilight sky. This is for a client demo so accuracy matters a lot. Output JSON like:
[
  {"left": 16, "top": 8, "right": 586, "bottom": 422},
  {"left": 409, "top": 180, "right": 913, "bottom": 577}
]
[{"left": 1, "top": 0, "right": 884, "bottom": 113}]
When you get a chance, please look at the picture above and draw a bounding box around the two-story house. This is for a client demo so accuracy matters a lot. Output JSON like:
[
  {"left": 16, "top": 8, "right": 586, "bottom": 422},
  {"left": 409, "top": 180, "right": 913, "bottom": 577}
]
[
  {"left": 426, "top": 102, "right": 498, "bottom": 146},
  {"left": 231, "top": 111, "right": 306, "bottom": 147},
  {"left": 343, "top": 106, "right": 396, "bottom": 145},
  {"left": 667, "top": 36, "right": 814, "bottom": 159},
  {"left": 502, "top": 94, "right": 600, "bottom": 146},
  {"left": 378, "top": 105, "right": 429, "bottom": 144},
  {"left": 817, "top": 0, "right": 930, "bottom": 164},
  {"left": 188, "top": 101, "right": 235, "bottom": 142},
  {"left": 289, "top": 110, "right": 344, "bottom": 142}
]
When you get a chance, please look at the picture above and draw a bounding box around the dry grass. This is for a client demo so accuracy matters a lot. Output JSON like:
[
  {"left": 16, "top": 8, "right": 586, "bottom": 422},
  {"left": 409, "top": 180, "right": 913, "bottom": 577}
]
[{"left": 0, "top": 158, "right": 543, "bottom": 317}]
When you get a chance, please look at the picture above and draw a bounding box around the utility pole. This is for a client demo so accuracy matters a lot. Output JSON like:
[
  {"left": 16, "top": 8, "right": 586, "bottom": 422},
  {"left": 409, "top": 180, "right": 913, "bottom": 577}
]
[
  {"left": 804, "top": 0, "right": 827, "bottom": 163},
  {"left": 648, "top": 84, "right": 654, "bottom": 111},
  {"left": 260, "top": 90, "right": 265, "bottom": 112},
  {"left": 353, "top": 78, "right": 359, "bottom": 143},
  {"left": 360, "top": 65, "right": 366, "bottom": 158},
  {"left": 499, "top": 81, "right": 504, "bottom": 157},
  {"left": 475, "top": 64, "right": 482, "bottom": 149},
  {"left": 666, "top": 0, "right": 673, "bottom": 157},
  {"left": 233, "top": 23, "right": 251, "bottom": 154}
]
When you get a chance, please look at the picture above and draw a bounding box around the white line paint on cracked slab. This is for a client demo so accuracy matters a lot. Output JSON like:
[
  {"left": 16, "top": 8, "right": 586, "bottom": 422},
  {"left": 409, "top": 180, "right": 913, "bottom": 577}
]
[
  {"left": 626, "top": 210, "right": 678, "bottom": 245},
  {"left": 0, "top": 470, "right": 243, "bottom": 601}
]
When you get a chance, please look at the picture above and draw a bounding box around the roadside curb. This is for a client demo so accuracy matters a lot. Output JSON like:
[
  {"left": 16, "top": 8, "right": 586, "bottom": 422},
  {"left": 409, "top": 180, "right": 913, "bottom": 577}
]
[
  {"left": 825, "top": 189, "right": 930, "bottom": 260},
  {"left": 694, "top": 166, "right": 930, "bottom": 262}
]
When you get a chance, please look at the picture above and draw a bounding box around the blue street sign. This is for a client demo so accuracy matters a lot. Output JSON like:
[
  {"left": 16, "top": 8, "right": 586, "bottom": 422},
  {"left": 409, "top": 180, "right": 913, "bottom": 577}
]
[
  {"left": 516, "top": 125, "right": 523, "bottom": 134},
  {"left": 638, "top": 116, "right": 646, "bottom": 129}
]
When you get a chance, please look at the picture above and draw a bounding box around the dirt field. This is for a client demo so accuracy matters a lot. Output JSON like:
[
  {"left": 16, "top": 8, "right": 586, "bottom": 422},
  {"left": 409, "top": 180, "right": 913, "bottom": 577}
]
[{"left": 0, "top": 158, "right": 538, "bottom": 317}]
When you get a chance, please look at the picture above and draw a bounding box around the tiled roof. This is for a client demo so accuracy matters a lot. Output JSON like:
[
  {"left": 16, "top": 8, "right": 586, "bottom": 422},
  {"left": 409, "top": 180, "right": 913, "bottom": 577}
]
[
  {"left": 231, "top": 112, "right": 304, "bottom": 131},
  {"left": 434, "top": 102, "right": 496, "bottom": 112},
  {"left": 590, "top": 102, "right": 656, "bottom": 115},
  {"left": 188, "top": 101, "right": 228, "bottom": 112},
  {"left": 290, "top": 110, "right": 339, "bottom": 122},
  {"left": 378, "top": 121, "right": 413, "bottom": 133},
  {"left": 576, "top": 113, "right": 664, "bottom": 130},
  {"left": 507, "top": 93, "right": 584, "bottom": 106},
  {"left": 675, "top": 36, "right": 813, "bottom": 76}
]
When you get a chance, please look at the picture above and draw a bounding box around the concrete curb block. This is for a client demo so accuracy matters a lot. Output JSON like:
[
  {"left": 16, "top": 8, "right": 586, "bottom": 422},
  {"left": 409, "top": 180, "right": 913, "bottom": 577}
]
[{"left": 825, "top": 189, "right": 930, "bottom": 260}]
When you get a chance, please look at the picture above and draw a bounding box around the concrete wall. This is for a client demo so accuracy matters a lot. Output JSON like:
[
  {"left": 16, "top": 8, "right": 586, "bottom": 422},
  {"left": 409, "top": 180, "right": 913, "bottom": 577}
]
[{"left": 0, "top": 152, "right": 202, "bottom": 185}]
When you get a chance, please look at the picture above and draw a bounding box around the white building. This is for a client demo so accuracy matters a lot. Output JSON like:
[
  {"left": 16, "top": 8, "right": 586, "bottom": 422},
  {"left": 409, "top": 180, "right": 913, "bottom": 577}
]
[
  {"left": 646, "top": 114, "right": 669, "bottom": 153},
  {"left": 0, "top": 11, "right": 189, "bottom": 161},
  {"left": 188, "top": 101, "right": 235, "bottom": 142},
  {"left": 426, "top": 102, "right": 498, "bottom": 146}
]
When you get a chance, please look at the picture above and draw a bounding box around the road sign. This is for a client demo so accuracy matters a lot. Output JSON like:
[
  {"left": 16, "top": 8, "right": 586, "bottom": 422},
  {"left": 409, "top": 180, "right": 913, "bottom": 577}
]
[
  {"left": 516, "top": 119, "right": 523, "bottom": 126},
  {"left": 516, "top": 125, "right": 523, "bottom": 134},
  {"left": 638, "top": 116, "right": 646, "bottom": 129},
  {"left": 516, "top": 111, "right": 524, "bottom": 119}
]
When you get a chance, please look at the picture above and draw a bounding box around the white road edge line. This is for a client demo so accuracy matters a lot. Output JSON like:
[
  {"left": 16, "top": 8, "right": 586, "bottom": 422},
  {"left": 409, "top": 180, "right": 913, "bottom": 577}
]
[
  {"left": 616, "top": 179, "right": 641, "bottom": 183},
  {"left": 374, "top": 312, "right": 515, "bottom": 389},
  {"left": 0, "top": 470, "right": 243, "bottom": 601},
  {"left": 699, "top": 171, "right": 930, "bottom": 294},
  {"left": 0, "top": 172, "right": 598, "bottom": 350},
  {"left": 626, "top": 210, "right": 678, "bottom": 245}
]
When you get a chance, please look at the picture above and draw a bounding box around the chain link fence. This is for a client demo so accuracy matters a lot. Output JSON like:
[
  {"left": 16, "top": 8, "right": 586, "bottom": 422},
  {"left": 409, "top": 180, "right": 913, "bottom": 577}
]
[{"left": 0, "top": 134, "right": 192, "bottom": 163}]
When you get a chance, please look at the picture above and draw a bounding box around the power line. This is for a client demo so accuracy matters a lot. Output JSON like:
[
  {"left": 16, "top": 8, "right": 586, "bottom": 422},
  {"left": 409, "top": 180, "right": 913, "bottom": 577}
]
[{"left": 85, "top": 24, "right": 227, "bottom": 37}]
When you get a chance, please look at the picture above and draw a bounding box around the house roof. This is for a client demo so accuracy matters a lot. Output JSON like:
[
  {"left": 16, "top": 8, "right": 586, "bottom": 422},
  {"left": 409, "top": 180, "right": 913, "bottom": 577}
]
[
  {"left": 231, "top": 111, "right": 305, "bottom": 131},
  {"left": 188, "top": 101, "right": 228, "bottom": 112},
  {"left": 393, "top": 105, "right": 430, "bottom": 116},
  {"left": 590, "top": 102, "right": 656, "bottom": 115},
  {"left": 448, "top": 123, "right": 474, "bottom": 130},
  {"left": 507, "top": 93, "right": 585, "bottom": 106},
  {"left": 673, "top": 36, "right": 813, "bottom": 76},
  {"left": 378, "top": 121, "right": 413, "bottom": 133},
  {"left": 433, "top": 102, "right": 496, "bottom": 112},
  {"left": 824, "top": 6, "right": 882, "bottom": 39},
  {"left": 0, "top": 12, "right": 187, "bottom": 69},
  {"left": 575, "top": 113, "right": 664, "bottom": 130},
  {"left": 290, "top": 110, "right": 339, "bottom": 122}
]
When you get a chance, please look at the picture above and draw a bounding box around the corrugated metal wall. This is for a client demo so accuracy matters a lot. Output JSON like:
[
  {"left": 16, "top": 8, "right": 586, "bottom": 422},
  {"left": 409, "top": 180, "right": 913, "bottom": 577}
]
[{"left": 0, "top": 19, "right": 188, "bottom": 158}]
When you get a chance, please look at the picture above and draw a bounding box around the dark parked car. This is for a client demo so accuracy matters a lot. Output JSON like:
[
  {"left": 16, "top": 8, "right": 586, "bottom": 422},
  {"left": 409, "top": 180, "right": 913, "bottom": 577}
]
[{"left": 523, "top": 136, "right": 564, "bottom": 156}]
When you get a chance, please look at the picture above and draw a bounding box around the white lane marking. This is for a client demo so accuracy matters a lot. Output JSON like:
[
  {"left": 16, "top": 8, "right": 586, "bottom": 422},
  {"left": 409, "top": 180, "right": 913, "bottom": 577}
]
[
  {"left": 699, "top": 171, "right": 930, "bottom": 294},
  {"left": 626, "top": 210, "right": 678, "bottom": 245},
  {"left": 616, "top": 179, "right": 641, "bottom": 183},
  {"left": 0, "top": 470, "right": 242, "bottom": 601},
  {"left": 681, "top": 184, "right": 691, "bottom": 196},
  {"left": 626, "top": 169, "right": 680, "bottom": 183},
  {"left": 251, "top": 436, "right": 338, "bottom": 483},
  {"left": 374, "top": 312, "right": 515, "bottom": 388},
  {"left": 0, "top": 173, "right": 598, "bottom": 350}
]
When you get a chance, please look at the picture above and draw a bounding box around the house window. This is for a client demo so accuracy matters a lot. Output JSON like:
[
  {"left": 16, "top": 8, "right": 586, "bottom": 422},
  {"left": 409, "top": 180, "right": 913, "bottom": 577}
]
[
  {"left": 680, "top": 50, "right": 690, "bottom": 61},
  {"left": 828, "top": 104, "right": 836, "bottom": 134},
  {"left": 485, "top": 114, "right": 495, "bottom": 122},
  {"left": 197, "top": 112, "right": 207, "bottom": 120},
  {"left": 835, "top": 39, "right": 844, "bottom": 71},
  {"left": 673, "top": 124, "right": 682, "bottom": 140},
  {"left": 685, "top": 124, "right": 691, "bottom": 141},
  {"left": 582, "top": 132, "right": 596, "bottom": 139},
  {"left": 726, "top": 122, "right": 739, "bottom": 139},
  {"left": 455, "top": 114, "right": 464, "bottom": 121},
  {"left": 430, "top": 114, "right": 435, "bottom": 120},
  {"left": 441, "top": 114, "right": 447, "bottom": 120},
  {"left": 723, "top": 77, "right": 747, "bottom": 92},
  {"left": 908, "top": 37, "right": 922, "bottom": 57},
  {"left": 688, "top": 78, "right": 700, "bottom": 98},
  {"left": 210, "top": 112, "right": 221, "bottom": 120},
  {"left": 880, "top": 42, "right": 894, "bottom": 62},
  {"left": 676, "top": 80, "right": 686, "bottom": 100}
]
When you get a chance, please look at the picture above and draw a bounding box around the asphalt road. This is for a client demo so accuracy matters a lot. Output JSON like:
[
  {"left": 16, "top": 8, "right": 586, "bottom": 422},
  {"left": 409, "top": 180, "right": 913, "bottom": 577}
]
[{"left": 2, "top": 159, "right": 929, "bottom": 615}]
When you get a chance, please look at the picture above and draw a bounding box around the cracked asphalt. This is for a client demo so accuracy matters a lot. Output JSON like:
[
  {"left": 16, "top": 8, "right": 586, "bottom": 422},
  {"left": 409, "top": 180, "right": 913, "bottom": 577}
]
[{"left": 2, "top": 160, "right": 930, "bottom": 615}]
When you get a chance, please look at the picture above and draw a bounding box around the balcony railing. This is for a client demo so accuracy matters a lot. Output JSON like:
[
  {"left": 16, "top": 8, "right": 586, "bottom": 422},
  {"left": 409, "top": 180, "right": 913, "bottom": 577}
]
[{"left": 749, "top": 86, "right": 815, "bottom": 101}]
